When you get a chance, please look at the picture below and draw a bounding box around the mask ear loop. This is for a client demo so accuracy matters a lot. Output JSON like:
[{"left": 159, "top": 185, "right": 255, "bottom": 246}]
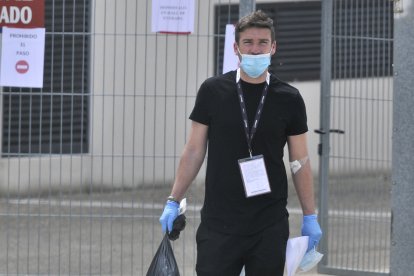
[{"left": 236, "top": 47, "right": 243, "bottom": 64}]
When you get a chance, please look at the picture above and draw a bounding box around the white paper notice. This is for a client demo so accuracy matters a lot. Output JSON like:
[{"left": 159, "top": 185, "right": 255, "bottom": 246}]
[
  {"left": 152, "top": 0, "right": 195, "bottom": 34},
  {"left": 285, "top": 236, "right": 309, "bottom": 276},
  {"left": 0, "top": 27, "right": 45, "bottom": 88},
  {"left": 222, "top": 24, "right": 239, "bottom": 74},
  {"left": 238, "top": 155, "right": 271, "bottom": 197}
]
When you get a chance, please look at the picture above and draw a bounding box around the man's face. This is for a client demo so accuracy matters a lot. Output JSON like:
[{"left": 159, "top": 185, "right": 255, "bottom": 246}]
[{"left": 234, "top": 27, "right": 276, "bottom": 56}]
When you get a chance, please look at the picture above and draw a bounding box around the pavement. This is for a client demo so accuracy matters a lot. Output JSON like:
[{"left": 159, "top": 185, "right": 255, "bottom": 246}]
[{"left": 0, "top": 176, "right": 388, "bottom": 275}]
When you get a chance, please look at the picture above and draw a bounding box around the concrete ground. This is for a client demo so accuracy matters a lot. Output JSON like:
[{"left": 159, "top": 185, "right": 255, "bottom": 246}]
[{"left": 0, "top": 174, "right": 389, "bottom": 275}]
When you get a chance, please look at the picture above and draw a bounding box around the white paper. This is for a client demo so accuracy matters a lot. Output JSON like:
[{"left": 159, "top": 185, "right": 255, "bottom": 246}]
[
  {"left": 0, "top": 27, "right": 45, "bottom": 88},
  {"left": 179, "top": 198, "right": 187, "bottom": 215},
  {"left": 286, "top": 236, "right": 309, "bottom": 276},
  {"left": 222, "top": 24, "right": 239, "bottom": 74},
  {"left": 151, "top": 0, "right": 195, "bottom": 34},
  {"left": 238, "top": 156, "right": 271, "bottom": 197}
]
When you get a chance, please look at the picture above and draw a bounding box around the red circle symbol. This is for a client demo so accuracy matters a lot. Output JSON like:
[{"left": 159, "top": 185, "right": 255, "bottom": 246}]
[{"left": 15, "top": 60, "right": 29, "bottom": 74}]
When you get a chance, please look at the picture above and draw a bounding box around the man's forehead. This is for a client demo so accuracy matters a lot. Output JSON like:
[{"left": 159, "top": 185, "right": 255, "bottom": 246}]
[{"left": 239, "top": 27, "right": 272, "bottom": 39}]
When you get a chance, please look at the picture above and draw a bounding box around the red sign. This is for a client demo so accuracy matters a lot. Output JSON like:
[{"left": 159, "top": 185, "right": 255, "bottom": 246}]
[
  {"left": 15, "top": 60, "right": 29, "bottom": 73},
  {"left": 0, "top": 0, "right": 44, "bottom": 28}
]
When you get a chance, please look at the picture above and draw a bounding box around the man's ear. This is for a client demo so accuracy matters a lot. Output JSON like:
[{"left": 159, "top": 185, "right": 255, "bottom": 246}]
[
  {"left": 233, "top": 42, "right": 239, "bottom": 55},
  {"left": 271, "top": 41, "right": 277, "bottom": 55}
]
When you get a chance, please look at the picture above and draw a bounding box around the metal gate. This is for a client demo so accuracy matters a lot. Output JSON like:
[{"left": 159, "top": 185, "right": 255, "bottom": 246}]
[
  {"left": 317, "top": 0, "right": 393, "bottom": 275},
  {"left": 0, "top": 0, "right": 395, "bottom": 275}
]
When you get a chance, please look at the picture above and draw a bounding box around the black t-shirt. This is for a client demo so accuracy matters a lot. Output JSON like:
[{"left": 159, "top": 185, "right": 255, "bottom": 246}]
[{"left": 190, "top": 70, "right": 308, "bottom": 235}]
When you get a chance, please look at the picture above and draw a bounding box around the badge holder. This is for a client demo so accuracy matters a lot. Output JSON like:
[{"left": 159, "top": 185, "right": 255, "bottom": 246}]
[{"left": 238, "top": 154, "right": 271, "bottom": 197}]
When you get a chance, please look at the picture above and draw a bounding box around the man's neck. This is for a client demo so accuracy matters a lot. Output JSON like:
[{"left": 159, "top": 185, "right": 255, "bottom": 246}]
[{"left": 240, "top": 69, "right": 268, "bottom": 84}]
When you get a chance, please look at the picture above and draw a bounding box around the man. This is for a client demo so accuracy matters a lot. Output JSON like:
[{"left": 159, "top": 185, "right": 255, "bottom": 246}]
[{"left": 160, "top": 10, "right": 322, "bottom": 276}]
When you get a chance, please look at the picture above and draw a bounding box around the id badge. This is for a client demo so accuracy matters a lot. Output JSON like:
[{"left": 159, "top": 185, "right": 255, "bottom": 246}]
[{"left": 238, "top": 155, "right": 271, "bottom": 197}]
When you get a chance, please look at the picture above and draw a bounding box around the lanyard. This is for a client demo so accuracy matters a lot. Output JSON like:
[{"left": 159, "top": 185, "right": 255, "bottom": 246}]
[{"left": 236, "top": 68, "right": 270, "bottom": 157}]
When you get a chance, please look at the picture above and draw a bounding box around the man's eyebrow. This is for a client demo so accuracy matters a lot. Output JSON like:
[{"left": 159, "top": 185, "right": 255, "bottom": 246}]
[{"left": 241, "top": 38, "right": 270, "bottom": 43}]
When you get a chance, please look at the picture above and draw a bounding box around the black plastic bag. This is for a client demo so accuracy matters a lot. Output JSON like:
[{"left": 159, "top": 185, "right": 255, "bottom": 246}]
[{"left": 146, "top": 234, "right": 180, "bottom": 276}]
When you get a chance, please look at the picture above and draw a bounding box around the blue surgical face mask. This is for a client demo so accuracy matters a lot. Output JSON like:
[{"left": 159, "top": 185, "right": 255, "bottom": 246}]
[
  {"left": 299, "top": 248, "right": 324, "bottom": 272},
  {"left": 238, "top": 48, "right": 271, "bottom": 78}
]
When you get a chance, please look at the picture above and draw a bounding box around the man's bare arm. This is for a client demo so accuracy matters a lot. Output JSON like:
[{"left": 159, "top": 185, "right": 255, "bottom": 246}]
[
  {"left": 170, "top": 121, "right": 208, "bottom": 201},
  {"left": 287, "top": 133, "right": 316, "bottom": 215}
]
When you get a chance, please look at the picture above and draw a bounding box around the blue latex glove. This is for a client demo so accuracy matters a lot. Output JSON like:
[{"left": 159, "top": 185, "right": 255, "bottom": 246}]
[
  {"left": 159, "top": 200, "right": 180, "bottom": 233},
  {"left": 301, "top": 214, "right": 322, "bottom": 252}
]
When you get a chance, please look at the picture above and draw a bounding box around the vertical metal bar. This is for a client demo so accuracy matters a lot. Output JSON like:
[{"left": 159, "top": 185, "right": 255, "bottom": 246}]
[
  {"left": 88, "top": 0, "right": 95, "bottom": 274},
  {"left": 338, "top": 0, "right": 345, "bottom": 268},
  {"left": 121, "top": 0, "right": 128, "bottom": 274},
  {"left": 318, "top": 0, "right": 333, "bottom": 268},
  {"left": 381, "top": 1, "right": 391, "bottom": 271},
  {"left": 353, "top": 0, "right": 361, "bottom": 269},
  {"left": 186, "top": 1, "right": 194, "bottom": 269},
  {"left": 37, "top": 45, "right": 44, "bottom": 276},
  {"left": 16, "top": 88, "right": 22, "bottom": 275},
  {"left": 27, "top": 87, "right": 33, "bottom": 274},
  {"left": 369, "top": 1, "right": 376, "bottom": 269},
  {"left": 58, "top": 1, "right": 66, "bottom": 273},
  {"left": 110, "top": 1, "right": 118, "bottom": 274},
  {"left": 358, "top": 0, "right": 368, "bottom": 267},
  {"left": 163, "top": 11, "right": 168, "bottom": 247},
  {"left": 349, "top": 0, "right": 357, "bottom": 270},
  {"left": 79, "top": 0, "right": 88, "bottom": 272},
  {"left": 331, "top": 1, "right": 338, "bottom": 266},
  {"left": 48, "top": 1, "right": 56, "bottom": 273},
  {"left": 347, "top": 0, "right": 361, "bottom": 267},
  {"left": 357, "top": 0, "right": 366, "bottom": 269},
  {"left": 239, "top": 0, "right": 256, "bottom": 18},
  {"left": 384, "top": 0, "right": 393, "bottom": 269},
  {"left": 152, "top": 1, "right": 158, "bottom": 259},
  {"left": 99, "top": 1, "right": 107, "bottom": 273},
  {"left": 6, "top": 86, "right": 12, "bottom": 275},
  {"left": 142, "top": 1, "right": 150, "bottom": 274},
  {"left": 69, "top": 0, "right": 76, "bottom": 274},
  {"left": 374, "top": 1, "right": 382, "bottom": 269},
  {"left": 372, "top": 1, "right": 380, "bottom": 270},
  {"left": 131, "top": 0, "right": 139, "bottom": 273},
  {"left": 171, "top": 3, "right": 180, "bottom": 270},
  {"left": 360, "top": 1, "right": 367, "bottom": 269},
  {"left": 344, "top": 0, "right": 349, "bottom": 269}
]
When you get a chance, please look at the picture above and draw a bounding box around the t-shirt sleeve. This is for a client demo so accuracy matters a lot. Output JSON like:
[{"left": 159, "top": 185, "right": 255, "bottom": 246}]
[
  {"left": 189, "top": 81, "right": 212, "bottom": 125},
  {"left": 286, "top": 92, "right": 308, "bottom": 136}
]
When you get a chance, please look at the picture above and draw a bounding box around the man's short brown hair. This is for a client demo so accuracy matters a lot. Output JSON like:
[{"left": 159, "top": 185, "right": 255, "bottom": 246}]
[{"left": 235, "top": 10, "right": 276, "bottom": 44}]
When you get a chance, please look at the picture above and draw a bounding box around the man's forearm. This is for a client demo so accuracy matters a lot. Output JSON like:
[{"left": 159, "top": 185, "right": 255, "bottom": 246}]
[
  {"left": 292, "top": 162, "right": 316, "bottom": 215},
  {"left": 170, "top": 145, "right": 206, "bottom": 201}
]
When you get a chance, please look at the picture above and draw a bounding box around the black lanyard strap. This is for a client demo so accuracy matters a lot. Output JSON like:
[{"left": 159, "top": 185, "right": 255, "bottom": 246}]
[{"left": 236, "top": 70, "right": 270, "bottom": 157}]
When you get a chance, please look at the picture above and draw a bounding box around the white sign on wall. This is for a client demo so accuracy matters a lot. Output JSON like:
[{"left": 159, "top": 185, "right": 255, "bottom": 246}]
[
  {"left": 222, "top": 24, "right": 239, "bottom": 74},
  {"left": 0, "top": 27, "right": 45, "bottom": 88},
  {"left": 152, "top": 0, "right": 195, "bottom": 34}
]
